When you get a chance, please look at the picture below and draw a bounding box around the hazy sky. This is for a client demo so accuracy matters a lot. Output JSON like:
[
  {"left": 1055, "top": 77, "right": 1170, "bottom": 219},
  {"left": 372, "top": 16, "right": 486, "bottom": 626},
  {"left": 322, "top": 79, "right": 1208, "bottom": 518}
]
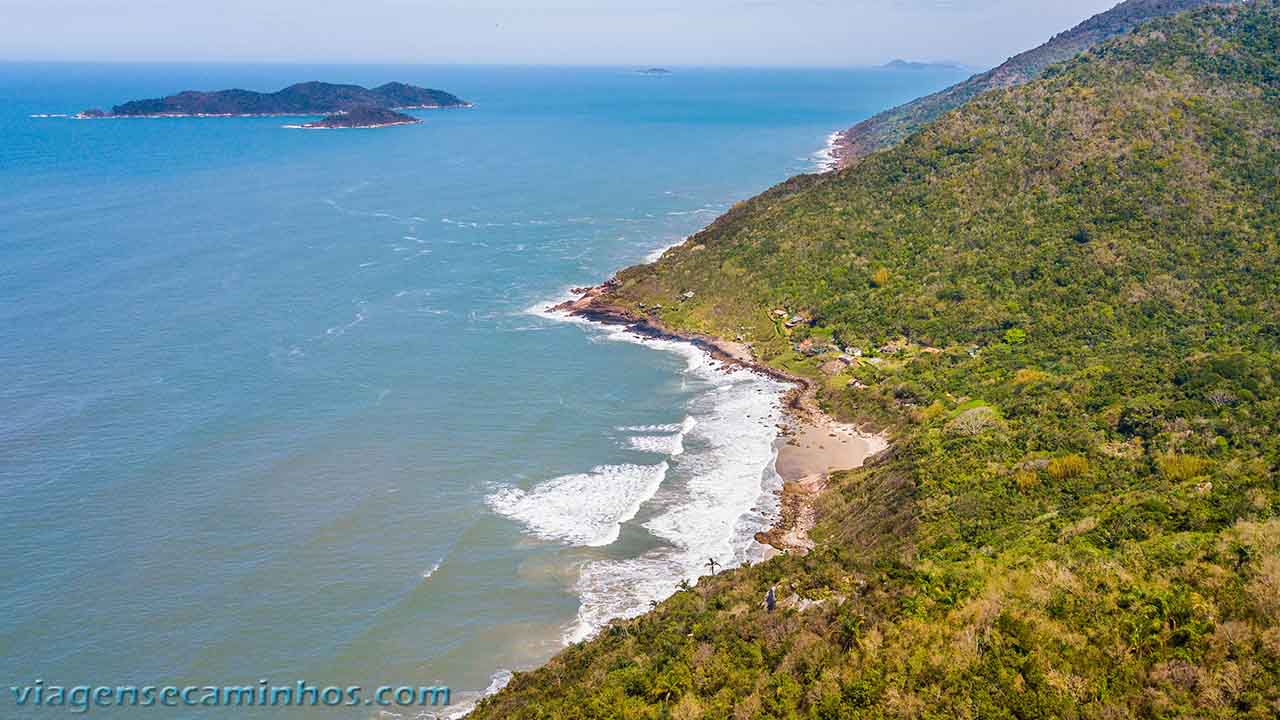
[{"left": 1, "top": 0, "right": 1119, "bottom": 66}]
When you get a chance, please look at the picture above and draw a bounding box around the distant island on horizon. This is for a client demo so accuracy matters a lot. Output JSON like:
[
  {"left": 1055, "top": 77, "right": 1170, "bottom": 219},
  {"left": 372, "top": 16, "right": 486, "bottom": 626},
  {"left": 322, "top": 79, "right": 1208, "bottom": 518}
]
[
  {"left": 75, "top": 81, "right": 470, "bottom": 125},
  {"left": 636, "top": 68, "right": 673, "bottom": 75},
  {"left": 877, "top": 58, "right": 968, "bottom": 71}
]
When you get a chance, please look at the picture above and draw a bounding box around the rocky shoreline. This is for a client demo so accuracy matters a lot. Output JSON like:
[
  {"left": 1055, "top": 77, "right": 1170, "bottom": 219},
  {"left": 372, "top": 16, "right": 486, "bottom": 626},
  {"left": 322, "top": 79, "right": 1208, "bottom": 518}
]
[
  {"left": 824, "top": 127, "right": 875, "bottom": 171},
  {"left": 551, "top": 282, "right": 887, "bottom": 555}
]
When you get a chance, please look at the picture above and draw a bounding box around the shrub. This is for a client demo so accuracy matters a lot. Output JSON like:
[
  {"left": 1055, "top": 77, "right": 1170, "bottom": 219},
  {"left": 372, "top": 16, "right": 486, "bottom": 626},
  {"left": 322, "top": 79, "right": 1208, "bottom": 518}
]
[
  {"left": 1047, "top": 454, "right": 1090, "bottom": 480},
  {"left": 1014, "top": 368, "right": 1050, "bottom": 385},
  {"left": 893, "top": 382, "right": 927, "bottom": 404},
  {"left": 1248, "top": 556, "right": 1280, "bottom": 623},
  {"left": 922, "top": 400, "right": 947, "bottom": 422},
  {"left": 871, "top": 268, "right": 891, "bottom": 288},
  {"left": 1015, "top": 469, "right": 1041, "bottom": 492},
  {"left": 672, "top": 695, "right": 704, "bottom": 720},
  {"left": 1118, "top": 398, "right": 1165, "bottom": 439},
  {"left": 1004, "top": 328, "right": 1028, "bottom": 345},
  {"left": 947, "top": 406, "right": 1003, "bottom": 436},
  {"left": 1157, "top": 454, "right": 1212, "bottom": 482}
]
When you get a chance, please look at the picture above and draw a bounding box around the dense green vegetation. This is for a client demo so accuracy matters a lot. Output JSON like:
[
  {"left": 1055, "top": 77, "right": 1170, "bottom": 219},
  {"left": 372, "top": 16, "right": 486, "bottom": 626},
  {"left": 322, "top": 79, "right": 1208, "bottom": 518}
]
[
  {"left": 473, "top": 3, "right": 1280, "bottom": 718},
  {"left": 103, "top": 81, "right": 467, "bottom": 117},
  {"left": 837, "top": 0, "right": 1224, "bottom": 164},
  {"left": 302, "top": 106, "right": 419, "bottom": 128}
]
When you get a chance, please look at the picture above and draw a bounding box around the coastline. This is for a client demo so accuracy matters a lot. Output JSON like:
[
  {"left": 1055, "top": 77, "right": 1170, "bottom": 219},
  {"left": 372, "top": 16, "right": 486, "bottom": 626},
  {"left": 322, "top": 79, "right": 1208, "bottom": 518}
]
[
  {"left": 813, "top": 130, "right": 843, "bottom": 173},
  {"left": 10, "top": 66, "right": 974, "bottom": 720},
  {"left": 550, "top": 282, "right": 887, "bottom": 556},
  {"left": 821, "top": 127, "right": 857, "bottom": 171},
  {"left": 761, "top": 414, "right": 888, "bottom": 554}
]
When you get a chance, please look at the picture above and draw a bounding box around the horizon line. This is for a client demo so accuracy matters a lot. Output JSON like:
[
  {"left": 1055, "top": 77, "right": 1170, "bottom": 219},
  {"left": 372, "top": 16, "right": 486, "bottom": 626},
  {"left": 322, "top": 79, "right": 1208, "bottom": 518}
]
[{"left": 0, "top": 58, "right": 977, "bottom": 71}]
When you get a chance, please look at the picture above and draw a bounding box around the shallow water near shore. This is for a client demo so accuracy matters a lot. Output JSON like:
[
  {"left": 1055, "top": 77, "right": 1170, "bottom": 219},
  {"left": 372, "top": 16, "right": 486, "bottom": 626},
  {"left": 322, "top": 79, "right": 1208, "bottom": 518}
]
[{"left": 0, "top": 63, "right": 966, "bottom": 716}]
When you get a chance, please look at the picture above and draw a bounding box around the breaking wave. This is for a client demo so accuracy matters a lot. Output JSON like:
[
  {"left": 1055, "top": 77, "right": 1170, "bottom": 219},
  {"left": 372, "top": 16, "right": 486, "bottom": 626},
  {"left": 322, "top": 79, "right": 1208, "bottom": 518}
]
[
  {"left": 519, "top": 297, "right": 788, "bottom": 643},
  {"left": 487, "top": 462, "right": 670, "bottom": 548}
]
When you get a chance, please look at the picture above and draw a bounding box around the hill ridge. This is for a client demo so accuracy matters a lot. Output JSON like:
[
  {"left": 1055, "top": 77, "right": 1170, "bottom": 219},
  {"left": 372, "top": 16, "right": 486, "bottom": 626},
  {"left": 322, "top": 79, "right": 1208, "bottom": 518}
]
[
  {"left": 832, "top": 0, "right": 1233, "bottom": 167},
  {"left": 473, "top": 2, "right": 1280, "bottom": 717}
]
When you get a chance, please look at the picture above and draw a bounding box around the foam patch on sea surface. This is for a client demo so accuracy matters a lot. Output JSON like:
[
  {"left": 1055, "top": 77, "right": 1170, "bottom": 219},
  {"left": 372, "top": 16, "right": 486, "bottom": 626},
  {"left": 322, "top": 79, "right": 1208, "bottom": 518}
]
[
  {"left": 487, "top": 462, "right": 669, "bottom": 547},
  {"left": 620, "top": 417, "right": 696, "bottom": 457},
  {"left": 618, "top": 416, "right": 698, "bottom": 434},
  {"left": 626, "top": 433, "right": 685, "bottom": 456}
]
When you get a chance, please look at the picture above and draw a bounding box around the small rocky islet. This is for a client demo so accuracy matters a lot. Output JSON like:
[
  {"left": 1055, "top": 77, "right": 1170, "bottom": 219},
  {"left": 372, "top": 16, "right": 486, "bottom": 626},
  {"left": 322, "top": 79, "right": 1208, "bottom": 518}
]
[{"left": 299, "top": 106, "right": 421, "bottom": 129}]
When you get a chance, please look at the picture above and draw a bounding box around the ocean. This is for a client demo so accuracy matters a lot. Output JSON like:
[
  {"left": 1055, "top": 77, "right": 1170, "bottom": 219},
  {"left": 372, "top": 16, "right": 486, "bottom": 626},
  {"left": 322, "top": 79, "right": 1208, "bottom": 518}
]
[{"left": 0, "top": 63, "right": 968, "bottom": 716}]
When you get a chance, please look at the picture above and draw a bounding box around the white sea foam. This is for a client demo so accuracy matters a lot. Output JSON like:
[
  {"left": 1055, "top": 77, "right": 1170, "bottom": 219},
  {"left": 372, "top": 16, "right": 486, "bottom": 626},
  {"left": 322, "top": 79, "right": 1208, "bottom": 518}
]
[
  {"left": 438, "top": 669, "right": 513, "bottom": 719},
  {"left": 665, "top": 207, "right": 718, "bottom": 217},
  {"left": 566, "top": 555, "right": 685, "bottom": 644},
  {"left": 324, "top": 311, "right": 366, "bottom": 337},
  {"left": 521, "top": 287, "right": 592, "bottom": 325},
  {"left": 620, "top": 416, "right": 696, "bottom": 456},
  {"left": 479, "top": 670, "right": 513, "bottom": 698},
  {"left": 617, "top": 420, "right": 691, "bottom": 433},
  {"left": 813, "top": 130, "right": 843, "bottom": 172},
  {"left": 487, "top": 462, "right": 669, "bottom": 547},
  {"left": 642, "top": 376, "right": 783, "bottom": 559},
  {"left": 627, "top": 433, "right": 684, "bottom": 456},
  {"left": 644, "top": 239, "right": 687, "bottom": 263},
  {"left": 517, "top": 290, "right": 789, "bottom": 642},
  {"left": 441, "top": 217, "right": 481, "bottom": 228},
  {"left": 566, "top": 354, "right": 785, "bottom": 642},
  {"left": 523, "top": 294, "right": 788, "bottom": 642}
]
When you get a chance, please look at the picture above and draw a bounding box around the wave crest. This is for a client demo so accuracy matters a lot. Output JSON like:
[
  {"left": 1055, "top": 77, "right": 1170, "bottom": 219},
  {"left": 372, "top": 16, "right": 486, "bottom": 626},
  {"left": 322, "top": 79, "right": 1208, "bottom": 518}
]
[{"left": 487, "top": 463, "right": 669, "bottom": 547}]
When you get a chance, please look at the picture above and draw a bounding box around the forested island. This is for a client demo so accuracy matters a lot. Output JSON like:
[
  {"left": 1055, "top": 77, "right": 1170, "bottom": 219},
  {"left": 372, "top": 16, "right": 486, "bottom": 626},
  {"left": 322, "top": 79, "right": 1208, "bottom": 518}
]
[
  {"left": 475, "top": 1, "right": 1280, "bottom": 717},
  {"left": 298, "top": 107, "right": 420, "bottom": 129},
  {"left": 76, "top": 81, "right": 469, "bottom": 119}
]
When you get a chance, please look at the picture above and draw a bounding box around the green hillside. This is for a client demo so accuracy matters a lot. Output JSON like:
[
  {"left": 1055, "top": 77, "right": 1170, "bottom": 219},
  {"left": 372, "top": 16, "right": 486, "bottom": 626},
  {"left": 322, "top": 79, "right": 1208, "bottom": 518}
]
[
  {"left": 473, "top": 2, "right": 1280, "bottom": 718},
  {"left": 835, "top": 0, "right": 1229, "bottom": 165}
]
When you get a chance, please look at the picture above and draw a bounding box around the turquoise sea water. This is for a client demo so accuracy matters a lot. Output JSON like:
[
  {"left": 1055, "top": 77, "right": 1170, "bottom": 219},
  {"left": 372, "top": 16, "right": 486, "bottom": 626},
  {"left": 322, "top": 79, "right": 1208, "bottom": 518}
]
[{"left": 0, "top": 63, "right": 967, "bottom": 716}]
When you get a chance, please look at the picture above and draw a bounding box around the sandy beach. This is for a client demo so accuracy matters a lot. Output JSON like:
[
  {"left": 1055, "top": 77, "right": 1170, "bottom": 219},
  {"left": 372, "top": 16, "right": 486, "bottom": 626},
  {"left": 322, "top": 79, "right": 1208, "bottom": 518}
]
[
  {"left": 555, "top": 283, "right": 888, "bottom": 555},
  {"left": 755, "top": 413, "right": 887, "bottom": 554},
  {"left": 776, "top": 418, "right": 882, "bottom": 482}
]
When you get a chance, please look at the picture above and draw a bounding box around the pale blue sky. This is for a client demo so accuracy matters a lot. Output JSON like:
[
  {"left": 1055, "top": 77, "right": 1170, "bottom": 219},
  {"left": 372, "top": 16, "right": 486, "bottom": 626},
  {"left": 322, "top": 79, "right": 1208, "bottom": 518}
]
[{"left": 1, "top": 0, "right": 1118, "bottom": 66}]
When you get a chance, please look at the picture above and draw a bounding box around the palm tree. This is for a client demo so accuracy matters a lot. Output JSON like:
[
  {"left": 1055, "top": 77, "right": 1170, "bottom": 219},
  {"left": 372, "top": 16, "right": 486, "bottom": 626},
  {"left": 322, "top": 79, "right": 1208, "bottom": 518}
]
[{"left": 705, "top": 557, "right": 721, "bottom": 575}]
